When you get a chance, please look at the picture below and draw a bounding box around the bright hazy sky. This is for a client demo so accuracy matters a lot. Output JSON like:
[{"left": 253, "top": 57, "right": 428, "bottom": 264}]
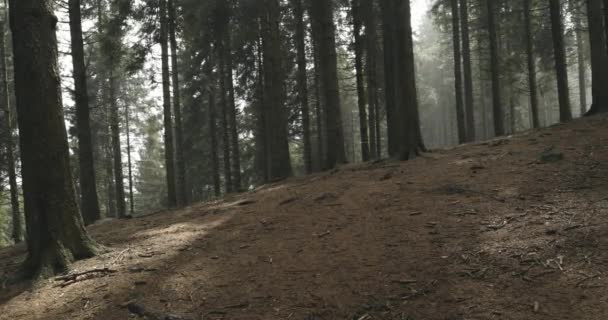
[{"left": 412, "top": 0, "right": 431, "bottom": 32}]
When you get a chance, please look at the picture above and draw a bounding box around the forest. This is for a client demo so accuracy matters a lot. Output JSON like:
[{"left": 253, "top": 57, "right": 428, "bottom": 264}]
[{"left": 1, "top": 0, "right": 608, "bottom": 319}]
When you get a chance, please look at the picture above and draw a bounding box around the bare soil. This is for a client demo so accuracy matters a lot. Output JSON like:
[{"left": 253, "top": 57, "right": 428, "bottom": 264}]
[{"left": 2, "top": 115, "right": 608, "bottom": 320}]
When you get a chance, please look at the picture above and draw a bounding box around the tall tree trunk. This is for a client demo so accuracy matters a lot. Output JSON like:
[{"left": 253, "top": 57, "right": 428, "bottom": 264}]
[
  {"left": 311, "top": 17, "right": 326, "bottom": 170},
  {"left": 205, "top": 61, "right": 222, "bottom": 197},
  {"left": 125, "top": 104, "right": 134, "bottom": 216},
  {"left": 224, "top": 24, "right": 242, "bottom": 191},
  {"left": 394, "top": 0, "right": 423, "bottom": 159},
  {"left": 459, "top": 0, "right": 475, "bottom": 141},
  {"left": 450, "top": 0, "right": 466, "bottom": 144},
  {"left": 261, "top": 0, "right": 292, "bottom": 179},
  {"left": 109, "top": 73, "right": 126, "bottom": 218},
  {"left": 380, "top": 0, "right": 399, "bottom": 157},
  {"left": 586, "top": 0, "right": 608, "bottom": 114},
  {"left": 217, "top": 47, "right": 233, "bottom": 193},
  {"left": 9, "top": 0, "right": 97, "bottom": 277},
  {"left": 160, "top": 0, "right": 177, "bottom": 206},
  {"left": 0, "top": 13, "right": 21, "bottom": 243},
  {"left": 293, "top": 0, "right": 313, "bottom": 172},
  {"left": 168, "top": 0, "right": 187, "bottom": 205},
  {"left": 69, "top": 0, "right": 101, "bottom": 225},
  {"left": 572, "top": 0, "right": 588, "bottom": 116},
  {"left": 486, "top": 0, "right": 504, "bottom": 136},
  {"left": 254, "top": 28, "right": 268, "bottom": 182},
  {"left": 362, "top": 0, "right": 379, "bottom": 158},
  {"left": 549, "top": 0, "right": 573, "bottom": 122},
  {"left": 311, "top": 0, "right": 346, "bottom": 168},
  {"left": 104, "top": 142, "right": 116, "bottom": 217},
  {"left": 352, "top": 0, "right": 370, "bottom": 161},
  {"left": 523, "top": 0, "right": 540, "bottom": 128}
]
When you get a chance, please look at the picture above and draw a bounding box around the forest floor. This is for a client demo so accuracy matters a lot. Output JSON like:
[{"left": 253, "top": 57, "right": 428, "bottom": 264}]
[{"left": 2, "top": 115, "right": 608, "bottom": 320}]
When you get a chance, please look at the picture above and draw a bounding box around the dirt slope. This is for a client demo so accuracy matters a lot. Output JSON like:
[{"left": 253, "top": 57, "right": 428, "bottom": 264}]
[{"left": 2, "top": 115, "right": 608, "bottom": 320}]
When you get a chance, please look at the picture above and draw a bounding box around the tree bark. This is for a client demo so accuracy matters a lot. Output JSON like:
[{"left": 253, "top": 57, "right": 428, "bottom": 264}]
[
  {"left": 394, "top": 0, "right": 424, "bottom": 159},
  {"left": 125, "top": 104, "right": 134, "bottom": 216},
  {"left": 205, "top": 61, "right": 222, "bottom": 197},
  {"left": 549, "top": 0, "right": 573, "bottom": 122},
  {"left": 586, "top": 0, "right": 608, "bottom": 114},
  {"left": 459, "top": 0, "right": 475, "bottom": 141},
  {"left": 261, "top": 0, "right": 292, "bottom": 179},
  {"left": 362, "top": 0, "right": 379, "bottom": 158},
  {"left": 523, "top": 0, "right": 540, "bottom": 128},
  {"left": 0, "top": 12, "right": 21, "bottom": 243},
  {"left": 217, "top": 45, "right": 233, "bottom": 193},
  {"left": 380, "top": 0, "right": 399, "bottom": 157},
  {"left": 168, "top": 0, "right": 187, "bottom": 205},
  {"left": 486, "top": 0, "right": 504, "bottom": 136},
  {"left": 571, "top": 0, "right": 588, "bottom": 116},
  {"left": 311, "top": 14, "right": 326, "bottom": 170},
  {"left": 109, "top": 74, "right": 126, "bottom": 218},
  {"left": 160, "top": 0, "right": 177, "bottom": 206},
  {"left": 351, "top": 0, "right": 370, "bottom": 162},
  {"left": 224, "top": 21, "right": 242, "bottom": 191},
  {"left": 450, "top": 0, "right": 466, "bottom": 144},
  {"left": 9, "top": 0, "right": 98, "bottom": 277},
  {"left": 311, "top": 0, "right": 346, "bottom": 168},
  {"left": 293, "top": 0, "right": 313, "bottom": 172},
  {"left": 69, "top": 0, "right": 101, "bottom": 224}
]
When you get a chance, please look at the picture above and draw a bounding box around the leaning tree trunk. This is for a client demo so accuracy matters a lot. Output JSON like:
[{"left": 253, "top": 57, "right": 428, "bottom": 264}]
[
  {"left": 586, "top": 0, "right": 608, "bottom": 114},
  {"left": 69, "top": 0, "right": 101, "bottom": 225},
  {"left": 523, "top": 0, "right": 540, "bottom": 128},
  {"left": 311, "top": 0, "right": 346, "bottom": 168},
  {"left": 450, "top": 0, "right": 466, "bottom": 144},
  {"left": 351, "top": 0, "right": 370, "bottom": 162},
  {"left": 168, "top": 0, "right": 187, "bottom": 205},
  {"left": 160, "top": 0, "right": 177, "bottom": 207},
  {"left": 486, "top": 0, "right": 504, "bottom": 136},
  {"left": 362, "top": 0, "right": 379, "bottom": 158},
  {"left": 549, "top": 0, "right": 573, "bottom": 122},
  {"left": 9, "top": 0, "right": 98, "bottom": 277},
  {"left": 459, "top": 0, "right": 475, "bottom": 141},
  {"left": 293, "top": 0, "right": 313, "bottom": 173}
]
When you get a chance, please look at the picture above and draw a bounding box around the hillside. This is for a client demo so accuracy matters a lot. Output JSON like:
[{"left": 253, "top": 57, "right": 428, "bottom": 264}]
[{"left": 1, "top": 115, "right": 608, "bottom": 320}]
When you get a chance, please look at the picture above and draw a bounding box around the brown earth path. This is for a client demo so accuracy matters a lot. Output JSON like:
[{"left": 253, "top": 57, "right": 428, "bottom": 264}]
[{"left": 1, "top": 115, "right": 608, "bottom": 320}]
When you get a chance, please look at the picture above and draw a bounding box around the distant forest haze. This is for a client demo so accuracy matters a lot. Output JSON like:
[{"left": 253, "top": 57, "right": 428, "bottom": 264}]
[{"left": 0, "top": 0, "right": 607, "bottom": 280}]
